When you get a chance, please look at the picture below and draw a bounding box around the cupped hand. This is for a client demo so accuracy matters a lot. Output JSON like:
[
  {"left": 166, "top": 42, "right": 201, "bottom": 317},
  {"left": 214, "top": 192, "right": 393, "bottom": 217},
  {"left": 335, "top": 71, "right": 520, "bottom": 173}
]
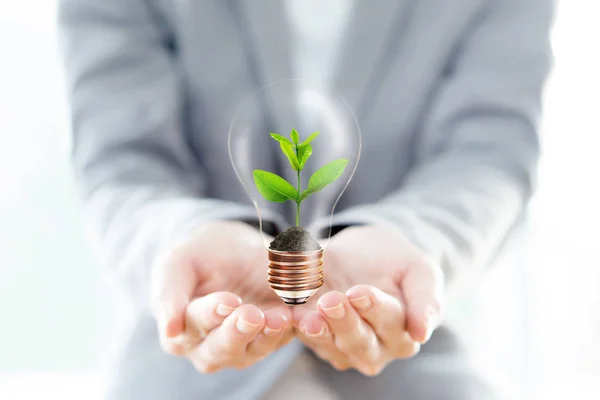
[
  {"left": 293, "top": 225, "right": 444, "bottom": 376},
  {"left": 150, "top": 221, "right": 293, "bottom": 373}
]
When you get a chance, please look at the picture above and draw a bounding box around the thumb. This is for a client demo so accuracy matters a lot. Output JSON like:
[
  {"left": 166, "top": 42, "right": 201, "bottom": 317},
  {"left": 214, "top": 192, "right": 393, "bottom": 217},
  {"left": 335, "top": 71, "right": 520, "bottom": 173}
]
[
  {"left": 400, "top": 260, "right": 444, "bottom": 344},
  {"left": 151, "top": 248, "right": 198, "bottom": 338}
]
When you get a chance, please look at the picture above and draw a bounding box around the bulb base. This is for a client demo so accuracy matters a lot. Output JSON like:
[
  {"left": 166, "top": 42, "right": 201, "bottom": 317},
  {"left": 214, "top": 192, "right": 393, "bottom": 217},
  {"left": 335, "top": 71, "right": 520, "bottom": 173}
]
[{"left": 267, "top": 248, "right": 324, "bottom": 305}]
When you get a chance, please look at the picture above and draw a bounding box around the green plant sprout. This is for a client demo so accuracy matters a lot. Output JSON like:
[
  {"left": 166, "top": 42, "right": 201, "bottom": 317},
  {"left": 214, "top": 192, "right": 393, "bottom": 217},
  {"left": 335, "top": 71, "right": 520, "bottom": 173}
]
[{"left": 253, "top": 129, "right": 349, "bottom": 227}]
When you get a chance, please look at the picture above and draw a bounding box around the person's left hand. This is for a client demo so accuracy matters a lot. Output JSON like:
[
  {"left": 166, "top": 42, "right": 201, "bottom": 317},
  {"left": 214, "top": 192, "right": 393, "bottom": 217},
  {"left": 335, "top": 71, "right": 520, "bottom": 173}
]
[{"left": 292, "top": 225, "right": 444, "bottom": 376}]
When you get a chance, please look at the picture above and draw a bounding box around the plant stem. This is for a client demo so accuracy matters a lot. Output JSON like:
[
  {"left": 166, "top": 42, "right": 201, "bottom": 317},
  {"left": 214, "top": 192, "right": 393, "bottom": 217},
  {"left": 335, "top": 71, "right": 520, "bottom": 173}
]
[
  {"left": 296, "top": 169, "right": 301, "bottom": 227},
  {"left": 296, "top": 145, "right": 301, "bottom": 227}
]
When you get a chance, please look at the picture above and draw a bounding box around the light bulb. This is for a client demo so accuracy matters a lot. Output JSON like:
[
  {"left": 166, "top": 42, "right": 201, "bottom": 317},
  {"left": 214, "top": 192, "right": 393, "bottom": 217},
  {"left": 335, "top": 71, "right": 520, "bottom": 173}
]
[{"left": 228, "top": 79, "right": 361, "bottom": 305}]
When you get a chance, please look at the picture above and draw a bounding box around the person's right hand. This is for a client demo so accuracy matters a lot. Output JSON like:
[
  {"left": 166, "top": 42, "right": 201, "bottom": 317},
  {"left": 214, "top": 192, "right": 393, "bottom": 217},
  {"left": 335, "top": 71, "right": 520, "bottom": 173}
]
[{"left": 150, "top": 221, "right": 293, "bottom": 373}]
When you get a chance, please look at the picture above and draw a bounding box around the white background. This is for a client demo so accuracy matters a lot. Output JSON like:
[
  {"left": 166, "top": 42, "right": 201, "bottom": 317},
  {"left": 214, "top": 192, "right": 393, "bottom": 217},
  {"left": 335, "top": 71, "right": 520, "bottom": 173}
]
[{"left": 0, "top": 1, "right": 599, "bottom": 399}]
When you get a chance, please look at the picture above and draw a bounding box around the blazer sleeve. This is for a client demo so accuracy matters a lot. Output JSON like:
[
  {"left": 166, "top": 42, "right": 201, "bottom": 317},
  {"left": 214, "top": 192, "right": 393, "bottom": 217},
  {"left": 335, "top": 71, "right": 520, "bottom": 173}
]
[
  {"left": 58, "top": 0, "right": 267, "bottom": 290},
  {"left": 315, "top": 0, "right": 555, "bottom": 283}
]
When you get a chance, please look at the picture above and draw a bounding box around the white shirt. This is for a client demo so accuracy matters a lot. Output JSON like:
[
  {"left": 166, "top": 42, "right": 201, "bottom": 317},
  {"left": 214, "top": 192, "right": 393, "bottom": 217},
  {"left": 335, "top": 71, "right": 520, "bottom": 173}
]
[{"left": 285, "top": 0, "right": 354, "bottom": 88}]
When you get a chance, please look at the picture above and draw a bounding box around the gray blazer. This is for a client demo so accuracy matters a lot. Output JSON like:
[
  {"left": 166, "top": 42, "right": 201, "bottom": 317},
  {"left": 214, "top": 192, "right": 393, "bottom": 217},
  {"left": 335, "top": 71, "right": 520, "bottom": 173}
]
[{"left": 58, "top": 0, "right": 553, "bottom": 398}]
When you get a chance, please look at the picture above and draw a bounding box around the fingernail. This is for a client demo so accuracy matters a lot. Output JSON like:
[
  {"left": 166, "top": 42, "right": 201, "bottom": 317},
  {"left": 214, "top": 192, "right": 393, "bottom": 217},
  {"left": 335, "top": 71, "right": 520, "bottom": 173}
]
[
  {"left": 321, "top": 302, "right": 346, "bottom": 319},
  {"left": 216, "top": 304, "right": 235, "bottom": 317},
  {"left": 169, "top": 334, "right": 189, "bottom": 346},
  {"left": 349, "top": 295, "right": 372, "bottom": 311},
  {"left": 236, "top": 318, "right": 260, "bottom": 334},
  {"left": 305, "top": 326, "right": 325, "bottom": 338},
  {"left": 263, "top": 326, "right": 281, "bottom": 336},
  {"left": 423, "top": 308, "right": 438, "bottom": 342}
]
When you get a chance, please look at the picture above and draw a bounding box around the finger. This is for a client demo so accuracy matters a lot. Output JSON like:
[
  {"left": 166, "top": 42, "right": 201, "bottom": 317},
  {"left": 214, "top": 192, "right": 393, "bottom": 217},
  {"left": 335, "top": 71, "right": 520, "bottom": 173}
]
[
  {"left": 345, "top": 286, "right": 405, "bottom": 344},
  {"left": 186, "top": 292, "right": 243, "bottom": 340},
  {"left": 291, "top": 301, "right": 314, "bottom": 328},
  {"left": 297, "top": 311, "right": 351, "bottom": 371},
  {"left": 400, "top": 261, "right": 444, "bottom": 343},
  {"left": 150, "top": 245, "right": 198, "bottom": 338},
  {"left": 346, "top": 285, "right": 419, "bottom": 358},
  {"left": 192, "top": 304, "right": 265, "bottom": 372},
  {"left": 246, "top": 309, "right": 291, "bottom": 360},
  {"left": 160, "top": 292, "right": 242, "bottom": 356},
  {"left": 317, "top": 292, "right": 380, "bottom": 364}
]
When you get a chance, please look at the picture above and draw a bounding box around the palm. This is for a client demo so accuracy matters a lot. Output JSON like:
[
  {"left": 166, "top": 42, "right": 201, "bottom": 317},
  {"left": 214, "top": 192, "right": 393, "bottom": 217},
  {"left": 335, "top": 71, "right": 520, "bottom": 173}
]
[
  {"left": 323, "top": 244, "right": 400, "bottom": 296},
  {"left": 293, "top": 226, "right": 405, "bottom": 319},
  {"left": 188, "top": 222, "right": 284, "bottom": 311}
]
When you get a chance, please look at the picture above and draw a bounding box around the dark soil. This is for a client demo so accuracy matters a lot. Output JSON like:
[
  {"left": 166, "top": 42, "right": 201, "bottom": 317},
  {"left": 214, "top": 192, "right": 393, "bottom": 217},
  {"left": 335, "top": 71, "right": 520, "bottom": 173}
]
[{"left": 269, "top": 227, "right": 321, "bottom": 252}]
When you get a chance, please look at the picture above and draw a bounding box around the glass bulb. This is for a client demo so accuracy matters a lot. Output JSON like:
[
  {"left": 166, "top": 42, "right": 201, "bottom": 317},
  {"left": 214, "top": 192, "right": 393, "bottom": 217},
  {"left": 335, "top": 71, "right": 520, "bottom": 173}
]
[{"left": 228, "top": 79, "right": 361, "bottom": 304}]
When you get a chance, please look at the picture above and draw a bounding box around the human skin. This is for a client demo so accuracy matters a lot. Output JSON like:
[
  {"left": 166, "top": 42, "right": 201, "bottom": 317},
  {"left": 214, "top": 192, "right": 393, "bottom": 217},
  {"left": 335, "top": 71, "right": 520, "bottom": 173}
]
[
  {"left": 151, "top": 221, "right": 443, "bottom": 375},
  {"left": 292, "top": 225, "right": 444, "bottom": 375}
]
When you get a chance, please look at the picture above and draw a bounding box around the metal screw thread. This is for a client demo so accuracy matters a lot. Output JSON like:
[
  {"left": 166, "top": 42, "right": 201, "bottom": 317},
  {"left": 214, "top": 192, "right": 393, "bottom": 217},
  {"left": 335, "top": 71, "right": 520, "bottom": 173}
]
[{"left": 267, "top": 248, "right": 324, "bottom": 305}]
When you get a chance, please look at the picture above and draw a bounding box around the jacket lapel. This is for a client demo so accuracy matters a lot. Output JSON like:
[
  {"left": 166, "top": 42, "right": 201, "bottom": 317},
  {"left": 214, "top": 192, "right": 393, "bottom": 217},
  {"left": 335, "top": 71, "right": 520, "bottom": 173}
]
[
  {"left": 235, "top": 1, "right": 293, "bottom": 88},
  {"left": 333, "top": 0, "right": 412, "bottom": 122}
]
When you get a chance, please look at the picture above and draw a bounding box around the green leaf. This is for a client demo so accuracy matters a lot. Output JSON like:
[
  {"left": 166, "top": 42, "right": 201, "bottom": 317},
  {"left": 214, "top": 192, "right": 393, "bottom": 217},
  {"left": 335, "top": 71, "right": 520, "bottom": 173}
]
[
  {"left": 253, "top": 170, "right": 298, "bottom": 202},
  {"left": 297, "top": 143, "right": 313, "bottom": 170},
  {"left": 299, "top": 159, "right": 349, "bottom": 201},
  {"left": 269, "top": 133, "right": 292, "bottom": 144},
  {"left": 302, "top": 131, "right": 320, "bottom": 145},
  {"left": 280, "top": 140, "right": 300, "bottom": 171},
  {"left": 290, "top": 128, "right": 300, "bottom": 144}
]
